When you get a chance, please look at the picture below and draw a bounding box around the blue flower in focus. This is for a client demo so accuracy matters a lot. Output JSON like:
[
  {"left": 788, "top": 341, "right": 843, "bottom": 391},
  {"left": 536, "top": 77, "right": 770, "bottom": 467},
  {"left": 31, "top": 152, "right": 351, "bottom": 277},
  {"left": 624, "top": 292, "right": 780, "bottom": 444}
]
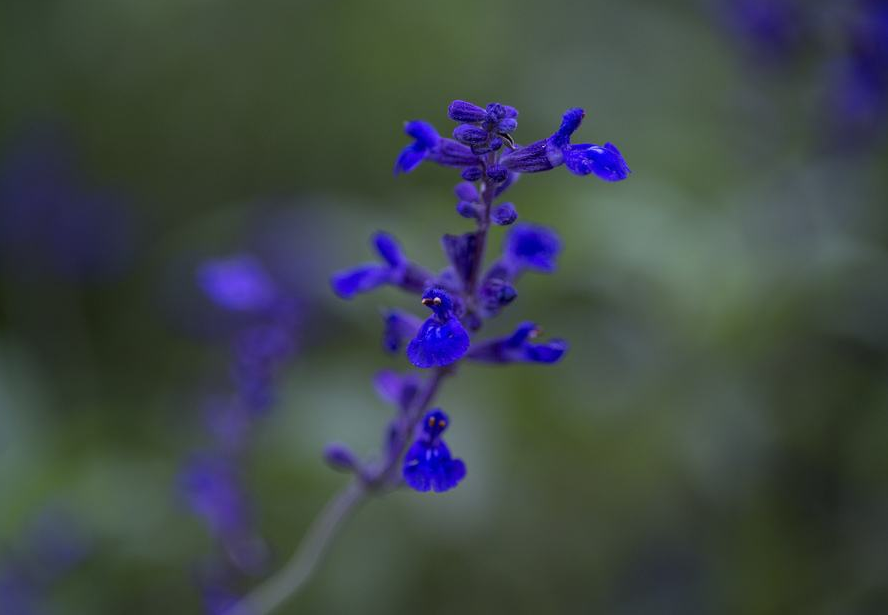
[
  {"left": 331, "top": 232, "right": 432, "bottom": 299},
  {"left": 406, "top": 287, "right": 470, "bottom": 368},
  {"left": 503, "top": 222, "right": 562, "bottom": 274},
  {"left": 197, "top": 255, "right": 277, "bottom": 312},
  {"left": 469, "top": 322, "right": 568, "bottom": 364},
  {"left": 403, "top": 409, "right": 466, "bottom": 493},
  {"left": 501, "top": 108, "right": 631, "bottom": 182},
  {"left": 394, "top": 120, "right": 481, "bottom": 175}
]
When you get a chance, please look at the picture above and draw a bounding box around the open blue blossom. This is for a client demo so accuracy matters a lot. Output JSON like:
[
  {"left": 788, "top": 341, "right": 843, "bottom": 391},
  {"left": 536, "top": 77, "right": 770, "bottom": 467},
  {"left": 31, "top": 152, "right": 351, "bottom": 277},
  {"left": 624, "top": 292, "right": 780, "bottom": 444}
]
[
  {"left": 331, "top": 232, "right": 432, "bottom": 299},
  {"left": 197, "top": 255, "right": 277, "bottom": 312},
  {"left": 402, "top": 409, "right": 466, "bottom": 493},
  {"left": 406, "top": 287, "right": 470, "bottom": 368},
  {"left": 469, "top": 322, "right": 568, "bottom": 364},
  {"left": 501, "top": 222, "right": 562, "bottom": 274},
  {"left": 501, "top": 108, "right": 630, "bottom": 182}
]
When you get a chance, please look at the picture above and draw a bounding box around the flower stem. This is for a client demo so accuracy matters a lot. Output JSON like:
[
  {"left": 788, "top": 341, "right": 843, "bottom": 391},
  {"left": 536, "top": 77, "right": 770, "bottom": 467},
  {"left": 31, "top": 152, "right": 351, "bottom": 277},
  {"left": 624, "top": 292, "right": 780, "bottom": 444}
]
[{"left": 225, "top": 367, "right": 449, "bottom": 615}]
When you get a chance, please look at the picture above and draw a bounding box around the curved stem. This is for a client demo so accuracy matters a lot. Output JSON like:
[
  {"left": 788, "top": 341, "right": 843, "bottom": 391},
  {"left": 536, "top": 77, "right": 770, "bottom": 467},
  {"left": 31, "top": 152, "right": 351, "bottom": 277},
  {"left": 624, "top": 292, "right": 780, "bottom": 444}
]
[
  {"left": 226, "top": 367, "right": 449, "bottom": 615},
  {"left": 224, "top": 480, "right": 366, "bottom": 615}
]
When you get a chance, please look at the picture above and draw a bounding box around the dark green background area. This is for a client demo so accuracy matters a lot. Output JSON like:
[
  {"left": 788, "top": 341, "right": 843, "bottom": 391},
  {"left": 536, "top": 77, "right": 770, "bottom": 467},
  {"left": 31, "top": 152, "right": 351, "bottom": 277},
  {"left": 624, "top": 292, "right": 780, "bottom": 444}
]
[{"left": 1, "top": 1, "right": 887, "bottom": 613}]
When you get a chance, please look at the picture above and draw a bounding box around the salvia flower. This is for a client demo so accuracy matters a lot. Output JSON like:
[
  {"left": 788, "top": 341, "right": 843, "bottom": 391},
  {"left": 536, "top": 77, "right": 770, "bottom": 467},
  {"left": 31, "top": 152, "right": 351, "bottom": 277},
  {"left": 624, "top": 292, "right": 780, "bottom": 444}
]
[
  {"left": 394, "top": 120, "right": 480, "bottom": 175},
  {"left": 501, "top": 108, "right": 631, "bottom": 182},
  {"left": 331, "top": 232, "right": 432, "bottom": 299},
  {"left": 406, "top": 287, "right": 470, "bottom": 368},
  {"left": 468, "top": 321, "right": 568, "bottom": 364},
  {"left": 402, "top": 409, "right": 466, "bottom": 493},
  {"left": 322, "top": 99, "right": 627, "bottom": 501}
]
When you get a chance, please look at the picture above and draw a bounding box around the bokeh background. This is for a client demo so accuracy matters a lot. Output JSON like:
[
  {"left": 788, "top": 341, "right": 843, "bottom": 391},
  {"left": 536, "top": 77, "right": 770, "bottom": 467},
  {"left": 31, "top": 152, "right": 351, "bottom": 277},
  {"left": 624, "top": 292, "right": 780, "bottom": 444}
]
[{"left": 2, "top": 1, "right": 887, "bottom": 613}]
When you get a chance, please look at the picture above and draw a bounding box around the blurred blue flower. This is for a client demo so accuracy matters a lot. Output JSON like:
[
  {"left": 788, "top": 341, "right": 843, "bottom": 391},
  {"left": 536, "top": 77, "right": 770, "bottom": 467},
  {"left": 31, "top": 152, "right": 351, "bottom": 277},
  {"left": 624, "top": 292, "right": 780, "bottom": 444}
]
[
  {"left": 197, "top": 255, "right": 278, "bottom": 312},
  {"left": 0, "top": 126, "right": 134, "bottom": 282}
]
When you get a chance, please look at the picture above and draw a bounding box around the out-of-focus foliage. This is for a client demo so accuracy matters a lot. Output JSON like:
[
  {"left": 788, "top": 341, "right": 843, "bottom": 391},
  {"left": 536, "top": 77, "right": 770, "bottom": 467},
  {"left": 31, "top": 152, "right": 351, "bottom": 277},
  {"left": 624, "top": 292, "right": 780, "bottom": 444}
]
[{"left": 0, "top": 1, "right": 886, "bottom": 614}]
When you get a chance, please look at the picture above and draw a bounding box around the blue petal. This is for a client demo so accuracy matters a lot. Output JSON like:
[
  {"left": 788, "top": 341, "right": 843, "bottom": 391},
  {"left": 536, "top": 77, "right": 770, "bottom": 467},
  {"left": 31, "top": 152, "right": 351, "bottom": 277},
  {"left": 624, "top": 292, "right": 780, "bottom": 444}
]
[
  {"left": 406, "top": 317, "right": 470, "bottom": 368},
  {"left": 330, "top": 264, "right": 390, "bottom": 299},
  {"left": 404, "top": 120, "right": 439, "bottom": 149},
  {"left": 563, "top": 142, "right": 631, "bottom": 182},
  {"left": 504, "top": 223, "right": 562, "bottom": 273},
  {"left": 373, "top": 232, "right": 406, "bottom": 268},
  {"left": 448, "top": 100, "right": 487, "bottom": 123},
  {"left": 549, "top": 107, "right": 585, "bottom": 149},
  {"left": 403, "top": 440, "right": 466, "bottom": 493},
  {"left": 394, "top": 144, "right": 426, "bottom": 175},
  {"left": 523, "top": 339, "right": 569, "bottom": 363}
]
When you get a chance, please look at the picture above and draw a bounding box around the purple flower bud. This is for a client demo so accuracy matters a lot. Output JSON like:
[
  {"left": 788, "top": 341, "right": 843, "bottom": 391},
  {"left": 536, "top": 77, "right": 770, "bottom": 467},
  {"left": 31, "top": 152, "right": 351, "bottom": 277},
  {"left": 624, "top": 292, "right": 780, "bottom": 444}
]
[
  {"left": 500, "top": 139, "right": 564, "bottom": 173},
  {"left": 452, "top": 124, "right": 490, "bottom": 145},
  {"left": 427, "top": 139, "right": 482, "bottom": 168},
  {"left": 461, "top": 166, "right": 483, "bottom": 181},
  {"left": 486, "top": 165, "right": 508, "bottom": 183},
  {"left": 323, "top": 443, "right": 359, "bottom": 472},
  {"left": 448, "top": 100, "right": 487, "bottom": 123},
  {"left": 442, "top": 232, "right": 480, "bottom": 286},
  {"left": 472, "top": 137, "right": 503, "bottom": 155},
  {"left": 492, "top": 202, "right": 517, "bottom": 226},
  {"left": 497, "top": 118, "right": 518, "bottom": 133},
  {"left": 456, "top": 201, "right": 480, "bottom": 220},
  {"left": 454, "top": 181, "right": 479, "bottom": 202}
]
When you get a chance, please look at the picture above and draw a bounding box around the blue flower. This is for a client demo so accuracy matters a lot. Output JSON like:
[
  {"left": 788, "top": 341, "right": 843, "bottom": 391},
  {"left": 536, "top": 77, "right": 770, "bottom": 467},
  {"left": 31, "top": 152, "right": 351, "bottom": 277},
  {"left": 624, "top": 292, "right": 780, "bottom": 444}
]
[
  {"left": 394, "top": 120, "right": 481, "bottom": 175},
  {"left": 406, "top": 287, "right": 470, "bottom": 368},
  {"left": 393, "top": 121, "right": 439, "bottom": 175},
  {"left": 402, "top": 409, "right": 466, "bottom": 493},
  {"left": 468, "top": 322, "right": 568, "bottom": 364},
  {"left": 331, "top": 232, "right": 432, "bottom": 299},
  {"left": 197, "top": 254, "right": 277, "bottom": 312},
  {"left": 502, "top": 222, "right": 562, "bottom": 274},
  {"left": 501, "top": 108, "right": 630, "bottom": 182}
]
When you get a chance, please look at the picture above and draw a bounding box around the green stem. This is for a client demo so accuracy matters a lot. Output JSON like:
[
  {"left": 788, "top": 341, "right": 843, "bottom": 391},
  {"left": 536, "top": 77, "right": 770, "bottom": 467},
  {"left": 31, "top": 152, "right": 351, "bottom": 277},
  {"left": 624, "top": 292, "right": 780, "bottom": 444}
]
[{"left": 225, "top": 368, "right": 449, "bottom": 615}]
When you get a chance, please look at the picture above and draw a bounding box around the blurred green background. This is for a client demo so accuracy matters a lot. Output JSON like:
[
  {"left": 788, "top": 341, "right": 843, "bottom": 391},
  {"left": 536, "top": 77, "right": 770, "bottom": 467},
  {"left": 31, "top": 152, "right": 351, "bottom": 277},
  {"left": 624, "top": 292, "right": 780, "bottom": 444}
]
[{"left": 1, "top": 1, "right": 887, "bottom": 613}]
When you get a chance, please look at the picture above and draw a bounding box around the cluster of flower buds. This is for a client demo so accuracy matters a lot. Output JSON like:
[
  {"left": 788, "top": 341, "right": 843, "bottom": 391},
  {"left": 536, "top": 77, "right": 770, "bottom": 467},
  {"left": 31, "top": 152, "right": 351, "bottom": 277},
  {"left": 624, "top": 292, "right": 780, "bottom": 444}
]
[{"left": 329, "top": 100, "right": 630, "bottom": 493}]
